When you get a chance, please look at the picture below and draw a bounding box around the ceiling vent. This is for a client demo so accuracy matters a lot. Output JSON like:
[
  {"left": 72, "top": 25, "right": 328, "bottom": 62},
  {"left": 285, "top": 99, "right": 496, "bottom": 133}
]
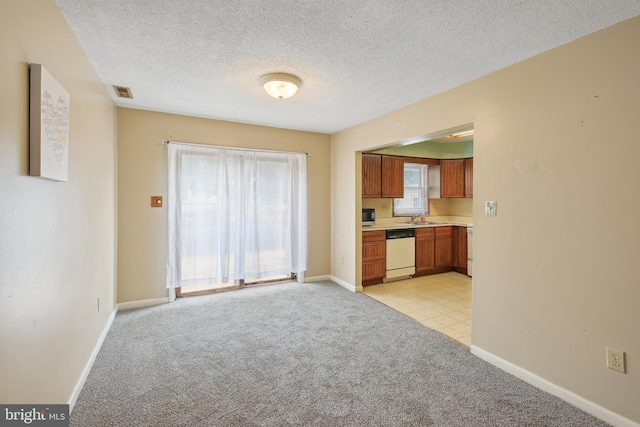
[{"left": 113, "top": 85, "right": 133, "bottom": 99}]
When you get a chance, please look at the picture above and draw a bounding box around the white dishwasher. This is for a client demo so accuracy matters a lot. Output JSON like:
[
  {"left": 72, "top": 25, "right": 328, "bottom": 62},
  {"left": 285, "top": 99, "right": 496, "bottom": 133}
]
[{"left": 385, "top": 229, "right": 416, "bottom": 281}]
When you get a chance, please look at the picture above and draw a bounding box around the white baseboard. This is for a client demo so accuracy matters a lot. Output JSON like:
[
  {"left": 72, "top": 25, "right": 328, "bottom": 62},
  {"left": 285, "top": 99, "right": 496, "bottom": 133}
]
[
  {"left": 304, "top": 275, "right": 331, "bottom": 282},
  {"left": 330, "top": 275, "right": 356, "bottom": 292},
  {"left": 117, "top": 297, "right": 169, "bottom": 310},
  {"left": 69, "top": 306, "right": 118, "bottom": 412},
  {"left": 471, "top": 345, "right": 639, "bottom": 427}
]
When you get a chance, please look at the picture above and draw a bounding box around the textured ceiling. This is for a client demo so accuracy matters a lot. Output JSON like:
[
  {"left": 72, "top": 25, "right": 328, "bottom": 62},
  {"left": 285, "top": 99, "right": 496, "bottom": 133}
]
[{"left": 55, "top": 0, "right": 640, "bottom": 134}]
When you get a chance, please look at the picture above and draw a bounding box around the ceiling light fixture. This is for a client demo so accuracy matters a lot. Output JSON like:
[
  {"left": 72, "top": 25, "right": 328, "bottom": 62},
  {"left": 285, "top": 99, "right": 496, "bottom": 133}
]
[
  {"left": 260, "top": 73, "right": 301, "bottom": 99},
  {"left": 446, "top": 130, "right": 474, "bottom": 139}
]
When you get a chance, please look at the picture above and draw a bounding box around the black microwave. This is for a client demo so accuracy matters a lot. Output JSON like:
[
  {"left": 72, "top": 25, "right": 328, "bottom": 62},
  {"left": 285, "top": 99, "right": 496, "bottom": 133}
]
[{"left": 362, "top": 208, "right": 376, "bottom": 226}]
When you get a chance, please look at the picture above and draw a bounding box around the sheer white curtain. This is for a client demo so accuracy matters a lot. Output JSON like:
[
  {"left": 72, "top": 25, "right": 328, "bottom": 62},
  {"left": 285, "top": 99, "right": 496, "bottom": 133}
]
[{"left": 166, "top": 142, "right": 307, "bottom": 289}]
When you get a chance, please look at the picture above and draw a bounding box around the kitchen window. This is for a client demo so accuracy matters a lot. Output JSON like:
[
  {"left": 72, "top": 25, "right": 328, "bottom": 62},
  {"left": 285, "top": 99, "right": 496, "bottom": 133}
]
[{"left": 394, "top": 162, "right": 429, "bottom": 216}]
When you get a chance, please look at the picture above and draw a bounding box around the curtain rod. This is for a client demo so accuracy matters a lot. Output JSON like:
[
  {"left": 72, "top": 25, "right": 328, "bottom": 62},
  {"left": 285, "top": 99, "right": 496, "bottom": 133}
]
[{"left": 164, "top": 140, "right": 309, "bottom": 156}]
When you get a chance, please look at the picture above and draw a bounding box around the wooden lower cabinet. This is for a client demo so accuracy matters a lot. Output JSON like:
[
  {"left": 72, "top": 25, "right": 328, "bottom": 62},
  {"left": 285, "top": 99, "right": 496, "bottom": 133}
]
[
  {"left": 453, "top": 226, "right": 468, "bottom": 274},
  {"left": 415, "top": 228, "right": 435, "bottom": 276},
  {"left": 415, "top": 226, "right": 456, "bottom": 276},
  {"left": 362, "top": 230, "right": 386, "bottom": 286},
  {"left": 365, "top": 225, "right": 469, "bottom": 283},
  {"left": 435, "top": 226, "right": 453, "bottom": 269}
]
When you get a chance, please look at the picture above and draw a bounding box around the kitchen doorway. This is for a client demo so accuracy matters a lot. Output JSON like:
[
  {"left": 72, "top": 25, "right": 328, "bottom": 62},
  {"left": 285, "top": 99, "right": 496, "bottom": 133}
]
[{"left": 360, "top": 123, "right": 474, "bottom": 346}]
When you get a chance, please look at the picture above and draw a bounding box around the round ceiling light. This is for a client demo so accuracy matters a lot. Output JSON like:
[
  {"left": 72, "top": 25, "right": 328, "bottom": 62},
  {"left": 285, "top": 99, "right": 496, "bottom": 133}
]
[{"left": 260, "top": 73, "right": 301, "bottom": 99}]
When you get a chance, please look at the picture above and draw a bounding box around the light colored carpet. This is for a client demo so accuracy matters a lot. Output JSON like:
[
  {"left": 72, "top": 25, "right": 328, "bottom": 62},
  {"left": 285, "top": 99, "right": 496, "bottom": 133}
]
[{"left": 70, "top": 281, "right": 609, "bottom": 426}]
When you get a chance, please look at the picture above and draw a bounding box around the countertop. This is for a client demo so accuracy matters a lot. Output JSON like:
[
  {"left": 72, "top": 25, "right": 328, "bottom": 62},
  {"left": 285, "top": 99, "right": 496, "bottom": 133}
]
[
  {"left": 363, "top": 217, "right": 472, "bottom": 231},
  {"left": 363, "top": 222, "right": 472, "bottom": 231}
]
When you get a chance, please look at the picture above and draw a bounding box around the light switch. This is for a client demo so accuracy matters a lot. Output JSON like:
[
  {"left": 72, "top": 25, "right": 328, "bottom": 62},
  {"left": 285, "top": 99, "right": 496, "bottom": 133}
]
[
  {"left": 151, "top": 196, "right": 163, "bottom": 207},
  {"left": 485, "top": 201, "right": 497, "bottom": 217}
]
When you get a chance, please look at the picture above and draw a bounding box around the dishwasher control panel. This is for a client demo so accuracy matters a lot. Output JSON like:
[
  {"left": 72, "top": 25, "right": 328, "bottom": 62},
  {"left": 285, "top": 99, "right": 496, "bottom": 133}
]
[{"left": 386, "top": 229, "right": 416, "bottom": 239}]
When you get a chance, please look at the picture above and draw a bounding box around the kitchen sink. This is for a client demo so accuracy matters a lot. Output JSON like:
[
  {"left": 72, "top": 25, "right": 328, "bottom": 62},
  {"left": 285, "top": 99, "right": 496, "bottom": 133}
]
[{"left": 395, "top": 221, "right": 447, "bottom": 225}]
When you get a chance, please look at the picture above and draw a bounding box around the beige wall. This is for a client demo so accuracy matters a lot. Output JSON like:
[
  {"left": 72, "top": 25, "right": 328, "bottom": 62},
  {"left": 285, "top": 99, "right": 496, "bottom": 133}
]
[
  {"left": 0, "top": 1, "right": 116, "bottom": 405},
  {"left": 117, "top": 108, "right": 331, "bottom": 303},
  {"left": 333, "top": 17, "right": 640, "bottom": 425}
]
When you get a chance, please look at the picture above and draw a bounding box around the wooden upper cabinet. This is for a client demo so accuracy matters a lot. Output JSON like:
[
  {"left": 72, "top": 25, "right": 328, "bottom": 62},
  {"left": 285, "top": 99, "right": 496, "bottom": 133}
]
[
  {"left": 381, "top": 156, "right": 404, "bottom": 198},
  {"left": 362, "top": 154, "right": 404, "bottom": 198},
  {"left": 465, "top": 158, "right": 473, "bottom": 198},
  {"left": 440, "top": 159, "right": 465, "bottom": 198},
  {"left": 362, "top": 154, "right": 382, "bottom": 198}
]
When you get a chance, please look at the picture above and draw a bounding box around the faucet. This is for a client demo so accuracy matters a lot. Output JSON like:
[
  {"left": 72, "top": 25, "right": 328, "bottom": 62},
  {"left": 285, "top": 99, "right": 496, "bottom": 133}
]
[{"left": 410, "top": 214, "right": 421, "bottom": 223}]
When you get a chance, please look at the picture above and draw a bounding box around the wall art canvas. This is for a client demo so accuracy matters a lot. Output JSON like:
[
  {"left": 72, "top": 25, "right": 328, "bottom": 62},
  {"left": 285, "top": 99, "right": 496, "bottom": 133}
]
[{"left": 29, "top": 63, "right": 70, "bottom": 182}]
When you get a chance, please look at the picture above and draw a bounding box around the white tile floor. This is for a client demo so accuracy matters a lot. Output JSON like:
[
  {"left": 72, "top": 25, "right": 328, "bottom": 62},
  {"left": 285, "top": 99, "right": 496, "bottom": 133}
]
[{"left": 363, "top": 272, "right": 472, "bottom": 347}]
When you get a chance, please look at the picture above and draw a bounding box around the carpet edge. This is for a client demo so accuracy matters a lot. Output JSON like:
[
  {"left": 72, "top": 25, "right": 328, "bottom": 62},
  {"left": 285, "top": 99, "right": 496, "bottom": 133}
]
[
  {"left": 330, "top": 275, "right": 361, "bottom": 292},
  {"left": 68, "top": 305, "right": 118, "bottom": 412},
  {"left": 471, "top": 345, "right": 639, "bottom": 427},
  {"left": 118, "top": 297, "right": 170, "bottom": 310}
]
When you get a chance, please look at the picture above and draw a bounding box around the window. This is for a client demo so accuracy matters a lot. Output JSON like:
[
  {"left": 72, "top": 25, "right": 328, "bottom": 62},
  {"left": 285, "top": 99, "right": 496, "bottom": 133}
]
[
  {"left": 394, "top": 162, "right": 429, "bottom": 216},
  {"left": 166, "top": 143, "right": 307, "bottom": 290}
]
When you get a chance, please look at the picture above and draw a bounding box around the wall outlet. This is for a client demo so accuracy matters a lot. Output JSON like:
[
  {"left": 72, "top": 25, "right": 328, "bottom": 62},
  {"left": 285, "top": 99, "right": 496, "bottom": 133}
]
[
  {"left": 606, "top": 347, "right": 626, "bottom": 373},
  {"left": 97, "top": 296, "right": 100, "bottom": 312},
  {"left": 341, "top": 255, "right": 345, "bottom": 265}
]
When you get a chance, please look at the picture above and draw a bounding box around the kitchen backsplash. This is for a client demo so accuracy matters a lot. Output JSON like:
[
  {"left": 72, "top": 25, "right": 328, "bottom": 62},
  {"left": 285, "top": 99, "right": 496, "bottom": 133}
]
[
  {"left": 362, "top": 198, "right": 472, "bottom": 218},
  {"left": 430, "top": 198, "right": 472, "bottom": 217}
]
